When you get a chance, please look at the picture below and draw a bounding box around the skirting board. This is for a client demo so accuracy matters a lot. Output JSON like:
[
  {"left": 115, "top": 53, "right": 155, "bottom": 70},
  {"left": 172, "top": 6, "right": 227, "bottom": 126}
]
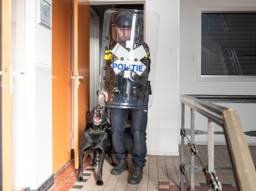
[
  {"left": 147, "top": 150, "right": 179, "bottom": 156},
  {"left": 19, "top": 175, "right": 54, "bottom": 191}
]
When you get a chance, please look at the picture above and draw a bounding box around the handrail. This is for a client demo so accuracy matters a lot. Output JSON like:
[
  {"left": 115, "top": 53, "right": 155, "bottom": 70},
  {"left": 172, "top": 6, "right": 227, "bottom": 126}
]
[
  {"left": 223, "top": 109, "right": 256, "bottom": 191},
  {"left": 180, "top": 95, "right": 256, "bottom": 191},
  {"left": 181, "top": 95, "right": 226, "bottom": 126}
]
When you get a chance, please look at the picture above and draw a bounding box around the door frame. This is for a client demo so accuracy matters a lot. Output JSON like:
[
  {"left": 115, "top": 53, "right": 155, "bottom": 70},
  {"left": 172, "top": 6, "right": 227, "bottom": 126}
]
[
  {"left": 72, "top": 0, "right": 79, "bottom": 169},
  {"left": 1, "top": 0, "right": 12, "bottom": 190}
]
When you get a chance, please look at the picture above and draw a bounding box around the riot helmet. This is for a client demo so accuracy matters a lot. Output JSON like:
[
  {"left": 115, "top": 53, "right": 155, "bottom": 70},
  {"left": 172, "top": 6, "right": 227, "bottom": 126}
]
[
  {"left": 115, "top": 11, "right": 133, "bottom": 28},
  {"left": 113, "top": 10, "right": 143, "bottom": 45},
  {"left": 114, "top": 11, "right": 133, "bottom": 43}
]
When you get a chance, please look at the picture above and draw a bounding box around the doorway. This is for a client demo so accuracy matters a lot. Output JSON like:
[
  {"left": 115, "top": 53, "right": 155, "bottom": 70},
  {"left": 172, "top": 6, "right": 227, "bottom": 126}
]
[{"left": 52, "top": 0, "right": 144, "bottom": 174}]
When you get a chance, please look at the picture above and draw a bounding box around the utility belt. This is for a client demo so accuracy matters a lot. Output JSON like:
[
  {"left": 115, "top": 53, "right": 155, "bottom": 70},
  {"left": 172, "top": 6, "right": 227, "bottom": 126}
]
[
  {"left": 113, "top": 79, "right": 151, "bottom": 99},
  {"left": 130, "top": 80, "right": 152, "bottom": 97}
]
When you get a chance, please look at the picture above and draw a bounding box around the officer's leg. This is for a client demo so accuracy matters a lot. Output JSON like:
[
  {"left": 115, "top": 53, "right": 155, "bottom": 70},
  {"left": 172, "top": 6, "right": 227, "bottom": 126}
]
[
  {"left": 111, "top": 108, "right": 128, "bottom": 175},
  {"left": 131, "top": 109, "right": 148, "bottom": 168},
  {"left": 128, "top": 109, "right": 148, "bottom": 184}
]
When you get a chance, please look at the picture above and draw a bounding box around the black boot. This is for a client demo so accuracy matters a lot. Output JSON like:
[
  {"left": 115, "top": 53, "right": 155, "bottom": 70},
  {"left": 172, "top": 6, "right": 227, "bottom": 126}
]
[
  {"left": 127, "top": 167, "right": 143, "bottom": 184},
  {"left": 111, "top": 159, "right": 128, "bottom": 175}
]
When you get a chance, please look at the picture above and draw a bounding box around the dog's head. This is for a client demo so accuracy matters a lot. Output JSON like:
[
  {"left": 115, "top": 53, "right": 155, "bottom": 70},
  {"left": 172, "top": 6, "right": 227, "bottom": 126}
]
[{"left": 92, "top": 105, "right": 105, "bottom": 126}]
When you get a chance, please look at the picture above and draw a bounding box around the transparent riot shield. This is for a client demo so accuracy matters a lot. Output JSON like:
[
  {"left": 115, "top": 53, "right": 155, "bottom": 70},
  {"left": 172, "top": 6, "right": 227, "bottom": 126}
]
[{"left": 99, "top": 9, "right": 159, "bottom": 109}]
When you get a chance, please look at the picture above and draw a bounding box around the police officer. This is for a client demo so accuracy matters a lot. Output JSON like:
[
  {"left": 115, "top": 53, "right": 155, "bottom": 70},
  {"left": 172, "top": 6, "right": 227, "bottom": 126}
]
[{"left": 99, "top": 9, "right": 151, "bottom": 184}]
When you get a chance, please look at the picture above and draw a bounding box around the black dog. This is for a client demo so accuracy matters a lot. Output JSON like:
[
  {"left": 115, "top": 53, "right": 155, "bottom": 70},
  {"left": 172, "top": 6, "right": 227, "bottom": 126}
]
[
  {"left": 77, "top": 105, "right": 133, "bottom": 185},
  {"left": 77, "top": 105, "right": 113, "bottom": 185}
]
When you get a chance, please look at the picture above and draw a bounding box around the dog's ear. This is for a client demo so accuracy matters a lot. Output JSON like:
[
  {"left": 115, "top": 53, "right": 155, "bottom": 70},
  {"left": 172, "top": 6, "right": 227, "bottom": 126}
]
[{"left": 86, "top": 122, "right": 93, "bottom": 128}]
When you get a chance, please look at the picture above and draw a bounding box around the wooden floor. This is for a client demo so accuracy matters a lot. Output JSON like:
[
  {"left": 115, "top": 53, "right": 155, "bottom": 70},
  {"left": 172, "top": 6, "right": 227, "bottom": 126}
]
[{"left": 65, "top": 145, "right": 248, "bottom": 191}]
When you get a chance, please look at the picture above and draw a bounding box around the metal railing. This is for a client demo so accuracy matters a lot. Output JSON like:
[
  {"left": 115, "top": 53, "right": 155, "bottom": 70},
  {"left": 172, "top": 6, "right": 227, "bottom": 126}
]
[{"left": 180, "top": 95, "right": 256, "bottom": 191}]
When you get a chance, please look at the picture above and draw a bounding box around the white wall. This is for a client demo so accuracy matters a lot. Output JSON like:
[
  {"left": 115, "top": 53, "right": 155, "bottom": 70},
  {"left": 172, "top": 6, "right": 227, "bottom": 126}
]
[
  {"left": 180, "top": 0, "right": 256, "bottom": 143},
  {"left": 33, "top": 0, "right": 52, "bottom": 186},
  {"left": 146, "top": 0, "right": 179, "bottom": 155},
  {"left": 12, "top": 0, "right": 52, "bottom": 189}
]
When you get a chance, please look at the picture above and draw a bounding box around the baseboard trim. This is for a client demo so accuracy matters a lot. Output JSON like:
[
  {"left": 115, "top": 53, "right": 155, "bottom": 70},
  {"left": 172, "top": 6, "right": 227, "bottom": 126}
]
[
  {"left": 147, "top": 150, "right": 179, "bottom": 156},
  {"left": 54, "top": 160, "right": 73, "bottom": 177},
  {"left": 36, "top": 174, "right": 54, "bottom": 191}
]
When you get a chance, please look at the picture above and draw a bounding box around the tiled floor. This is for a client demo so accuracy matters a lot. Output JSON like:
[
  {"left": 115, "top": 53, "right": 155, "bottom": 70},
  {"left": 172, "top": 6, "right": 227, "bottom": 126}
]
[{"left": 48, "top": 145, "right": 249, "bottom": 191}]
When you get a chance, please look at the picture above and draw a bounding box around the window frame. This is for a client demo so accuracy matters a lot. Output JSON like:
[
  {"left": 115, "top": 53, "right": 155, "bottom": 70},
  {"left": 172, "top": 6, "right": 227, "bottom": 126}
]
[{"left": 199, "top": 8, "right": 256, "bottom": 82}]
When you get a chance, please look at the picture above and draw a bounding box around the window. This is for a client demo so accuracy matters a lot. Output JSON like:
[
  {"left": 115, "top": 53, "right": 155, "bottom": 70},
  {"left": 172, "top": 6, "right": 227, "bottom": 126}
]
[{"left": 201, "top": 12, "right": 256, "bottom": 76}]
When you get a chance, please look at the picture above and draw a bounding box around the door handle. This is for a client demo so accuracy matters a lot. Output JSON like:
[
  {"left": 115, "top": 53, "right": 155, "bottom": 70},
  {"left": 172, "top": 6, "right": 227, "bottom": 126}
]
[
  {"left": 71, "top": 73, "right": 84, "bottom": 87},
  {"left": 9, "top": 64, "right": 27, "bottom": 95},
  {"left": 0, "top": 65, "right": 27, "bottom": 95}
]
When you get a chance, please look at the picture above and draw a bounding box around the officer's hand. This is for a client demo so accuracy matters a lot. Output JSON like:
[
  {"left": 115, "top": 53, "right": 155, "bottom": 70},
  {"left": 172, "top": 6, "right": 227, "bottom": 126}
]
[{"left": 97, "top": 90, "right": 108, "bottom": 106}]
